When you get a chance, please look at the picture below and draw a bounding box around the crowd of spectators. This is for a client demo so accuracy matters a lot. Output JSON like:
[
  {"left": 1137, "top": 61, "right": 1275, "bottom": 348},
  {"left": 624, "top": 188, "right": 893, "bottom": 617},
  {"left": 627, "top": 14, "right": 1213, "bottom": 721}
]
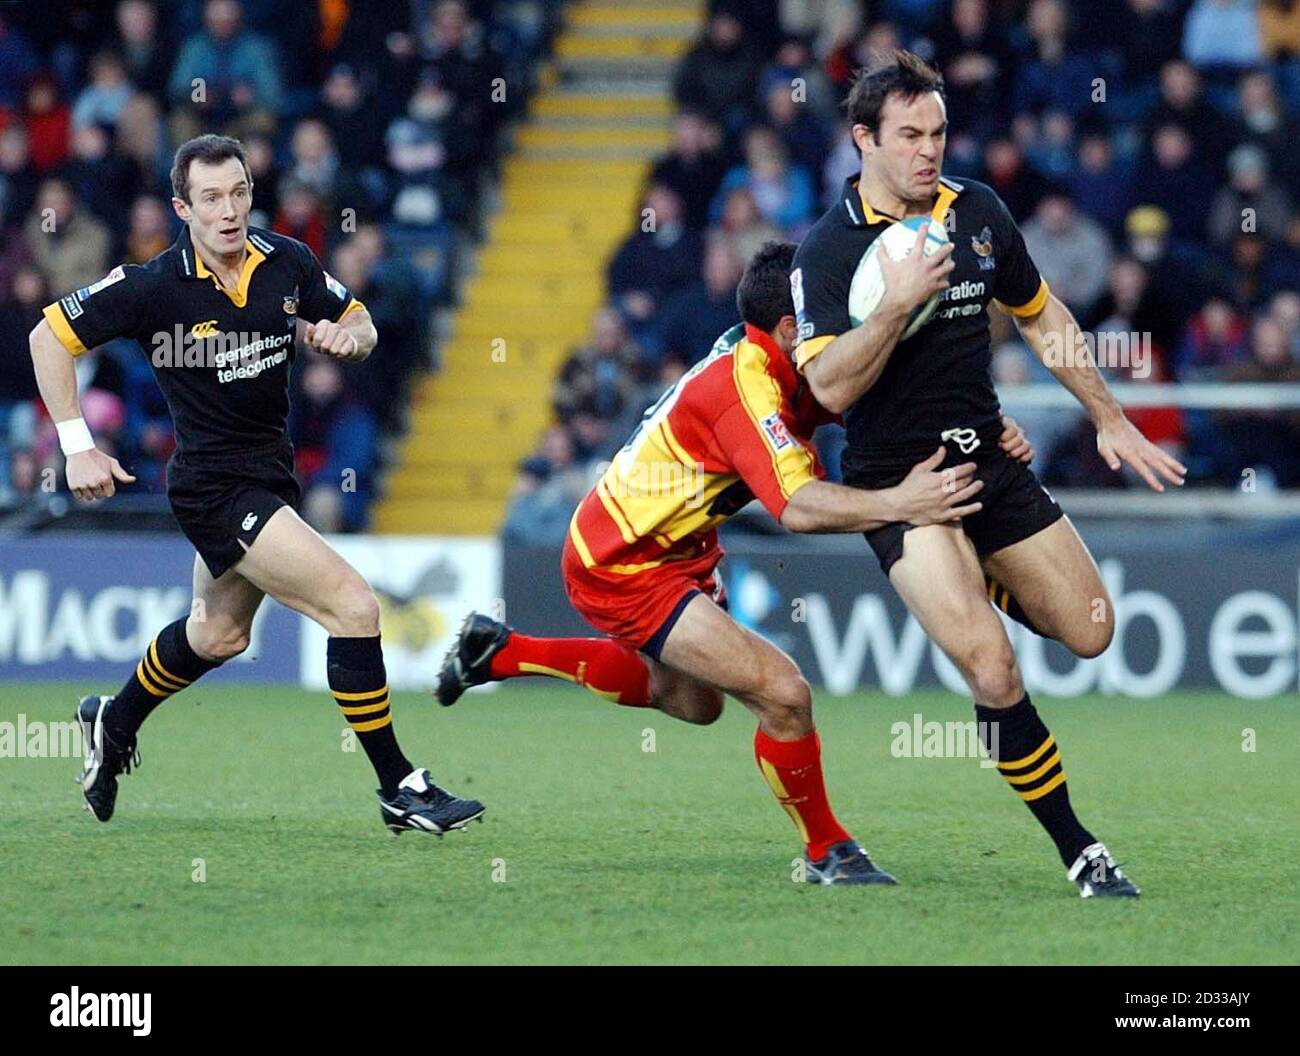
[
  {"left": 0, "top": 0, "right": 556, "bottom": 526},
  {"left": 508, "top": 0, "right": 1300, "bottom": 541}
]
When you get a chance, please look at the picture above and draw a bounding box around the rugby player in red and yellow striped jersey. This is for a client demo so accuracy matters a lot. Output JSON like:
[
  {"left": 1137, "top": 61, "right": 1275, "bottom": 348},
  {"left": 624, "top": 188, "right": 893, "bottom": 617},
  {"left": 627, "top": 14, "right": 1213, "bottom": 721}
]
[{"left": 438, "top": 243, "right": 1033, "bottom": 883}]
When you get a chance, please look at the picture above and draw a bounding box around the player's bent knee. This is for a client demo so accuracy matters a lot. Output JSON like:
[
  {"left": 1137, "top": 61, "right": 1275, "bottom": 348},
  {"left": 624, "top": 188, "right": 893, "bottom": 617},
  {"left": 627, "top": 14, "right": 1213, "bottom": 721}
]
[
  {"left": 336, "top": 589, "right": 382, "bottom": 637},
  {"left": 1067, "top": 616, "right": 1114, "bottom": 659},
  {"left": 758, "top": 671, "right": 813, "bottom": 735},
  {"left": 1057, "top": 589, "right": 1116, "bottom": 658},
  {"left": 189, "top": 622, "right": 250, "bottom": 662},
  {"left": 962, "top": 641, "right": 1022, "bottom": 704}
]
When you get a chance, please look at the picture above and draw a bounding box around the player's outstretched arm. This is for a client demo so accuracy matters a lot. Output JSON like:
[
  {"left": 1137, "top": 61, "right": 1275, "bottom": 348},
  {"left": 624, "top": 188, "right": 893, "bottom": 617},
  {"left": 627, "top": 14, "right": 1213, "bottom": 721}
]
[
  {"left": 305, "top": 306, "right": 378, "bottom": 363},
  {"left": 1013, "top": 293, "right": 1185, "bottom": 492},
  {"left": 803, "top": 223, "right": 955, "bottom": 414},
  {"left": 780, "top": 447, "right": 982, "bottom": 534},
  {"left": 28, "top": 318, "right": 136, "bottom": 502}
]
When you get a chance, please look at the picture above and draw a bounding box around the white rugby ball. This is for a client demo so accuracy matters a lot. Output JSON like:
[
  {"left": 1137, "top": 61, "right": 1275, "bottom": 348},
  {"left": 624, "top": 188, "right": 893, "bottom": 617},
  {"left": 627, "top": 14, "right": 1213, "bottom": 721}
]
[{"left": 847, "top": 215, "right": 950, "bottom": 339}]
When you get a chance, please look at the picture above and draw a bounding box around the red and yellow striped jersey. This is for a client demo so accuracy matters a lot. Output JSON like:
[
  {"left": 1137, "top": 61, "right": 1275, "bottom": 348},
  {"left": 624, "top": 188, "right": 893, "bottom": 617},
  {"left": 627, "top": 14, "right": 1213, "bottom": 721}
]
[{"left": 568, "top": 323, "right": 835, "bottom": 576}]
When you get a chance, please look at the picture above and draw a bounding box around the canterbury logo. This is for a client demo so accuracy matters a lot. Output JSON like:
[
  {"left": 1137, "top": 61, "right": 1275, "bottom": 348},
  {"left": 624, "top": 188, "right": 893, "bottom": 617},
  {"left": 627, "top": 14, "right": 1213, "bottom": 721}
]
[
  {"left": 190, "top": 319, "right": 219, "bottom": 338},
  {"left": 241, "top": 513, "right": 258, "bottom": 531},
  {"left": 941, "top": 427, "right": 981, "bottom": 454}
]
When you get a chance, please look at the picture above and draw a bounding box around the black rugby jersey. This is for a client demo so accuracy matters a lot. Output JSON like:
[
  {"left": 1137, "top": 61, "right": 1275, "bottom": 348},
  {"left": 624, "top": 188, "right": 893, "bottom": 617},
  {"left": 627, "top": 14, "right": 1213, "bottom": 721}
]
[
  {"left": 42, "top": 226, "right": 363, "bottom": 460},
  {"left": 791, "top": 175, "right": 1048, "bottom": 472}
]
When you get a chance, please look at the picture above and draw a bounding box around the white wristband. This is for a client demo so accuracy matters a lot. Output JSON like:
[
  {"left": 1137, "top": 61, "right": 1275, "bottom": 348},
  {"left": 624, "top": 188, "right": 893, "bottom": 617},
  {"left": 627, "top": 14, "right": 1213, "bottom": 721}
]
[{"left": 56, "top": 417, "right": 95, "bottom": 456}]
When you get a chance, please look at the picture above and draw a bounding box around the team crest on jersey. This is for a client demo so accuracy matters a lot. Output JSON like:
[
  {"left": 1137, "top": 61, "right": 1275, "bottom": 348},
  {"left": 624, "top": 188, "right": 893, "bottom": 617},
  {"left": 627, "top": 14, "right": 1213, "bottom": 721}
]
[
  {"left": 760, "top": 411, "right": 793, "bottom": 452},
  {"left": 283, "top": 290, "right": 299, "bottom": 315},
  {"left": 971, "top": 227, "right": 996, "bottom": 270}
]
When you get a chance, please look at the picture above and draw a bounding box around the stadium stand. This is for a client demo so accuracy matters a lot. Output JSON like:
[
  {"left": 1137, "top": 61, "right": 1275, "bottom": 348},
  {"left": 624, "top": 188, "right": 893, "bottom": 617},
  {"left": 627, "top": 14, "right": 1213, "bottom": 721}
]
[{"left": 2, "top": 1, "right": 1300, "bottom": 539}]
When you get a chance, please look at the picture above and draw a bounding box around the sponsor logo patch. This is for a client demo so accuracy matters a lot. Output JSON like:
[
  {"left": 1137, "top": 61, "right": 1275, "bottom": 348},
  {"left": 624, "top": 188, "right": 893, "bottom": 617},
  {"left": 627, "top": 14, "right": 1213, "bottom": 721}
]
[
  {"left": 760, "top": 411, "right": 793, "bottom": 452},
  {"left": 324, "top": 271, "right": 348, "bottom": 301},
  {"left": 76, "top": 266, "right": 125, "bottom": 301},
  {"left": 60, "top": 295, "right": 83, "bottom": 320}
]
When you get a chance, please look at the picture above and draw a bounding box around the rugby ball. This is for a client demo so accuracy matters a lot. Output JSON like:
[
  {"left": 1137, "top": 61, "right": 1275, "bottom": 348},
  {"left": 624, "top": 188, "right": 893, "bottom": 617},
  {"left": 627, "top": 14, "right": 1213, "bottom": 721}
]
[{"left": 847, "top": 215, "right": 949, "bottom": 340}]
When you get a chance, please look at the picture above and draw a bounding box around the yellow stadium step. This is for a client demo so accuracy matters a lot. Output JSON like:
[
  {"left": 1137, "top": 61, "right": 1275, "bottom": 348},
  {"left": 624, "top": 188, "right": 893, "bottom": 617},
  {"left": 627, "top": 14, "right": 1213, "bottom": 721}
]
[
  {"left": 399, "top": 424, "right": 537, "bottom": 451},
  {"left": 474, "top": 252, "right": 609, "bottom": 279},
  {"left": 432, "top": 341, "right": 572, "bottom": 368},
  {"left": 567, "top": 3, "right": 699, "bottom": 28},
  {"left": 385, "top": 465, "right": 516, "bottom": 501},
  {"left": 436, "top": 342, "right": 573, "bottom": 373},
  {"left": 531, "top": 94, "right": 672, "bottom": 120},
  {"left": 488, "top": 209, "right": 629, "bottom": 245},
  {"left": 453, "top": 313, "right": 594, "bottom": 341},
  {"left": 409, "top": 403, "right": 550, "bottom": 435},
  {"left": 418, "top": 383, "right": 553, "bottom": 408},
  {"left": 503, "top": 158, "right": 645, "bottom": 183},
  {"left": 374, "top": 497, "right": 511, "bottom": 534},
  {"left": 514, "top": 125, "right": 670, "bottom": 152},
  {"left": 500, "top": 188, "right": 639, "bottom": 216},
  {"left": 459, "top": 296, "right": 600, "bottom": 322},
  {"left": 553, "top": 35, "right": 690, "bottom": 62},
  {"left": 478, "top": 227, "right": 614, "bottom": 249},
  {"left": 399, "top": 444, "right": 522, "bottom": 470},
  {"left": 461, "top": 273, "right": 604, "bottom": 305}
]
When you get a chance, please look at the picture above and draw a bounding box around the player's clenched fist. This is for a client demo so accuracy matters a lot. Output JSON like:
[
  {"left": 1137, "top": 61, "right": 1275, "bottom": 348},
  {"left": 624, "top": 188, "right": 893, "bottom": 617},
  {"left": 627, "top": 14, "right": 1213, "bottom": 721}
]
[
  {"left": 305, "top": 318, "right": 362, "bottom": 361},
  {"left": 65, "top": 448, "right": 136, "bottom": 503}
]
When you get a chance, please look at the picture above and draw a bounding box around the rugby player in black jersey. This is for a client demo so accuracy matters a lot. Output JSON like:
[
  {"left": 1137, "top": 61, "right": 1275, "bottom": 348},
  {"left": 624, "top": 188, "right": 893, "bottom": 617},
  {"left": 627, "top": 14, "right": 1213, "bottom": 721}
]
[
  {"left": 792, "top": 52, "right": 1186, "bottom": 897},
  {"left": 29, "top": 135, "right": 484, "bottom": 835}
]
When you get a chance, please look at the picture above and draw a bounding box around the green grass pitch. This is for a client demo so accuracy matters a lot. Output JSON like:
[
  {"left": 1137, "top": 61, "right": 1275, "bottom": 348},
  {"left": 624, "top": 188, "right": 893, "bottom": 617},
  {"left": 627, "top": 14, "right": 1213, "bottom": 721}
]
[{"left": 1, "top": 682, "right": 1295, "bottom": 964}]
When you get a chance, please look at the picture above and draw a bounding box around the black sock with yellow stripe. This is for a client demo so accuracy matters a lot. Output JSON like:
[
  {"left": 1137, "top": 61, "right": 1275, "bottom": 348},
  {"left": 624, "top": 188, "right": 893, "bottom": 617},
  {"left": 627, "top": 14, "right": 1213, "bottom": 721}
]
[
  {"left": 976, "top": 695, "right": 1094, "bottom": 866},
  {"left": 106, "top": 618, "right": 220, "bottom": 743},
  {"left": 985, "top": 574, "right": 1048, "bottom": 638},
  {"left": 329, "top": 635, "right": 412, "bottom": 798}
]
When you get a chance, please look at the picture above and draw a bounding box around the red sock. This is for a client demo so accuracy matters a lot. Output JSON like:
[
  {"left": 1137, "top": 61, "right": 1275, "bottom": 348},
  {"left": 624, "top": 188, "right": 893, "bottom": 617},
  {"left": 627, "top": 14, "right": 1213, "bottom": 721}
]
[
  {"left": 754, "top": 727, "right": 852, "bottom": 861},
  {"left": 489, "top": 633, "right": 652, "bottom": 707}
]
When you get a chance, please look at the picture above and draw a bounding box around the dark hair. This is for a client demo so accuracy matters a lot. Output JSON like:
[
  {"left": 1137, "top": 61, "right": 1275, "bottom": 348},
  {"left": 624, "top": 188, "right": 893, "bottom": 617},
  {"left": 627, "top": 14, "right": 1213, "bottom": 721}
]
[
  {"left": 845, "top": 49, "right": 945, "bottom": 145},
  {"left": 170, "top": 134, "right": 251, "bottom": 203},
  {"left": 736, "top": 241, "right": 797, "bottom": 333}
]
